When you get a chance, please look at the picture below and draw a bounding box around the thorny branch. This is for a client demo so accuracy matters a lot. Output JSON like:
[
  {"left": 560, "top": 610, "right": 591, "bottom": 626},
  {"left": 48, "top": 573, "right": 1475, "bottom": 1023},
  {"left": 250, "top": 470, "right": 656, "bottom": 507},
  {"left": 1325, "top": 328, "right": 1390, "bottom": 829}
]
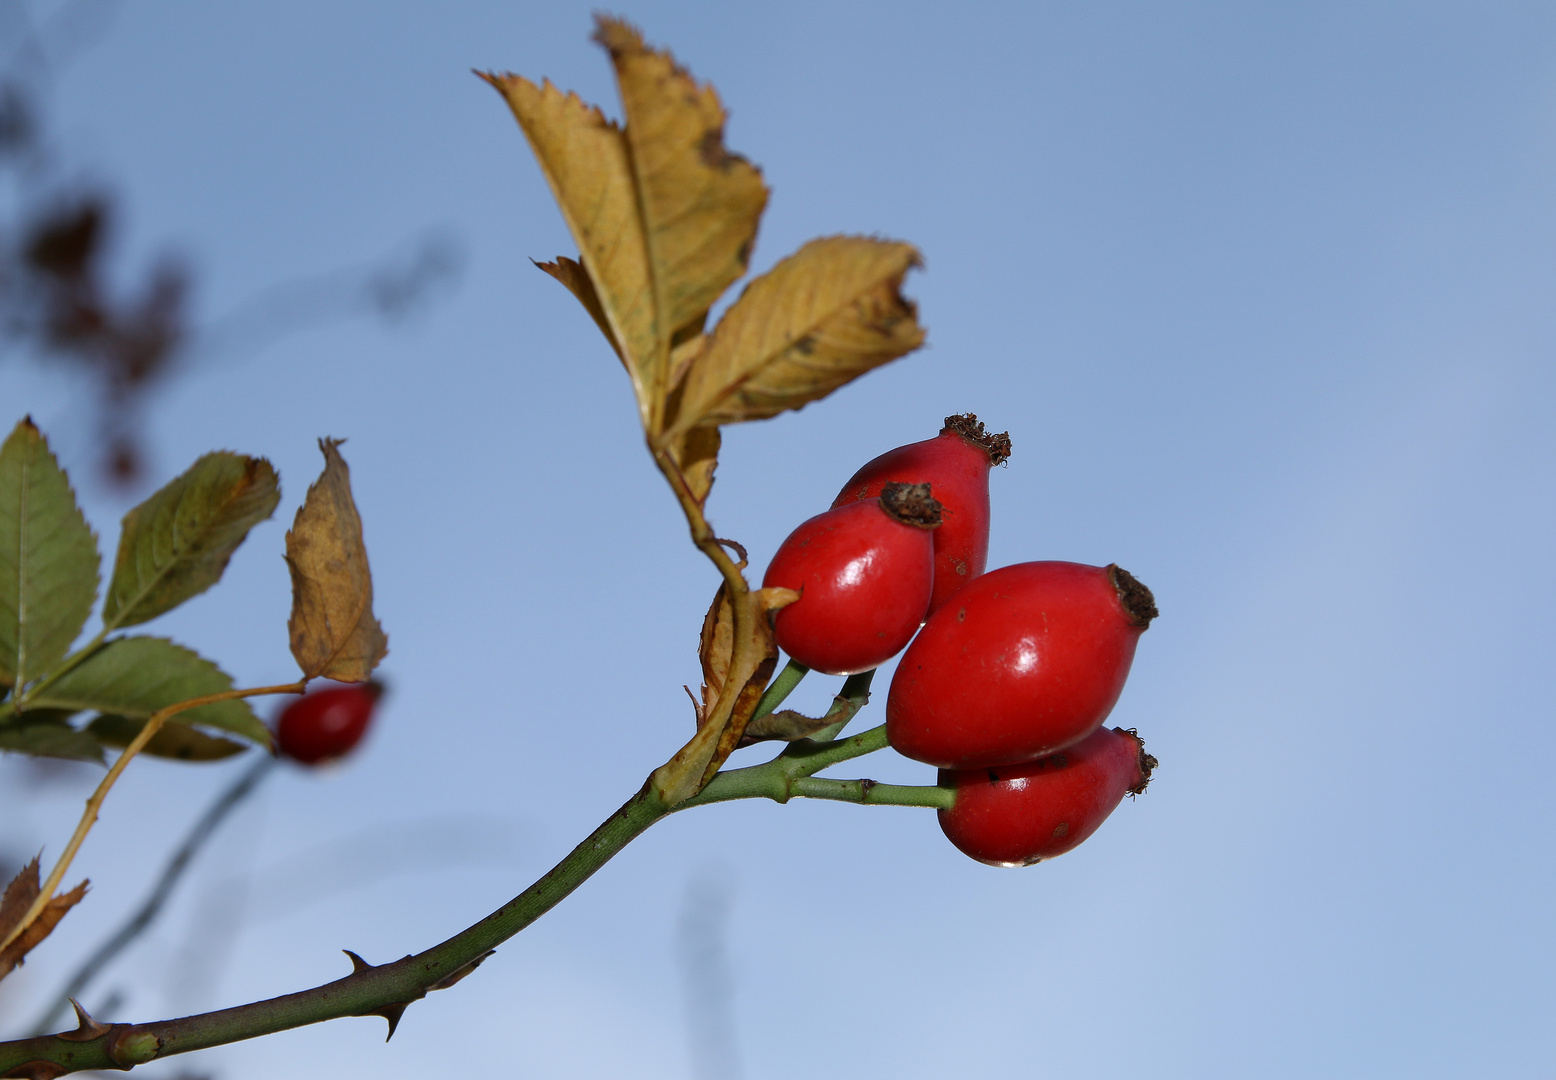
[{"left": 0, "top": 676, "right": 951, "bottom": 1078}]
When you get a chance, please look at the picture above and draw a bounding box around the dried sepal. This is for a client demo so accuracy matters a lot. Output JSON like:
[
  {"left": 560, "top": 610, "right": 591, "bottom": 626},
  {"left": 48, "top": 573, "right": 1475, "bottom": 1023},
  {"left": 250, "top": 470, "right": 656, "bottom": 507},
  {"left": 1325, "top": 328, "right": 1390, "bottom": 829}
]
[{"left": 740, "top": 708, "right": 836, "bottom": 745}]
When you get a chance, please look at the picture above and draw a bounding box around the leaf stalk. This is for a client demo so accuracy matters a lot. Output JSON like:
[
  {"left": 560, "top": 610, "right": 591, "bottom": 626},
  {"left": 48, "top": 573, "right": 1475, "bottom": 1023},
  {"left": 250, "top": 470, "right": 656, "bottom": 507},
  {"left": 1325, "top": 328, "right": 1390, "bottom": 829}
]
[{"left": 0, "top": 682, "right": 304, "bottom": 954}]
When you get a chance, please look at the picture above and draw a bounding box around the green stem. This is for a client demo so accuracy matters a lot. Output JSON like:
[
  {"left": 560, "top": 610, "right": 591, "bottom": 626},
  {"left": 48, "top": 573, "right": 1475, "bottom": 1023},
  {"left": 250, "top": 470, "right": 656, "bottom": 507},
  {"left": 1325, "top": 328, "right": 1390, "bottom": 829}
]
[
  {"left": 0, "top": 713, "right": 945, "bottom": 1076},
  {"left": 790, "top": 776, "right": 953, "bottom": 809},
  {"left": 31, "top": 755, "right": 279, "bottom": 1036}
]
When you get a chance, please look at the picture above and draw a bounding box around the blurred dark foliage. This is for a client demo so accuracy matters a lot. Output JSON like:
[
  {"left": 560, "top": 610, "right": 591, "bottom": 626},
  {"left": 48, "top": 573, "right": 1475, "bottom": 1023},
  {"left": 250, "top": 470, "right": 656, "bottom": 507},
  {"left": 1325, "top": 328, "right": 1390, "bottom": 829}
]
[{"left": 0, "top": 0, "right": 461, "bottom": 488}]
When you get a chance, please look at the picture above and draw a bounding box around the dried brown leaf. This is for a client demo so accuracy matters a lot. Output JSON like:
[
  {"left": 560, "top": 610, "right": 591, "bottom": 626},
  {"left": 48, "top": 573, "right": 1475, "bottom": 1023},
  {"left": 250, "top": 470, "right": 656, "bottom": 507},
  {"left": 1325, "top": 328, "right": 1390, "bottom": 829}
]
[
  {"left": 697, "top": 582, "right": 734, "bottom": 723},
  {"left": 285, "top": 439, "right": 387, "bottom": 682},
  {"left": 668, "top": 236, "right": 924, "bottom": 434},
  {"left": 486, "top": 74, "right": 658, "bottom": 420},
  {"left": 654, "top": 584, "right": 796, "bottom": 806},
  {"left": 594, "top": 16, "right": 768, "bottom": 402},
  {"left": 0, "top": 859, "right": 87, "bottom": 983}
]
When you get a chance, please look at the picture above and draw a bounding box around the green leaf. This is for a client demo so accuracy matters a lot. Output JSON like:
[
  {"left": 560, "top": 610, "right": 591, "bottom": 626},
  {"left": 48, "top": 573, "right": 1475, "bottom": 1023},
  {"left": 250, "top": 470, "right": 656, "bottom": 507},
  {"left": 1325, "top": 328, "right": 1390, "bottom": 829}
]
[
  {"left": 87, "top": 714, "right": 247, "bottom": 762},
  {"left": 0, "top": 418, "right": 100, "bottom": 690},
  {"left": 0, "top": 717, "right": 104, "bottom": 764},
  {"left": 103, "top": 452, "right": 280, "bottom": 630},
  {"left": 28, "top": 636, "right": 271, "bottom": 747}
]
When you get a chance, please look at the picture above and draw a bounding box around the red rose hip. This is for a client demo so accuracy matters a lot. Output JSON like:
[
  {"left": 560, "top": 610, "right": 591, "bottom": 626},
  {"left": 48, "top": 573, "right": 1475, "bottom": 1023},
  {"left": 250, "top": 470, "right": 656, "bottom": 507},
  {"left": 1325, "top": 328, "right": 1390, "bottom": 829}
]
[
  {"left": 762, "top": 483, "right": 942, "bottom": 676},
  {"left": 833, "top": 414, "right": 1010, "bottom": 616},
  {"left": 887, "top": 561, "right": 1157, "bottom": 769},
  {"left": 275, "top": 682, "right": 382, "bottom": 765},
  {"left": 938, "top": 726, "right": 1156, "bottom": 866}
]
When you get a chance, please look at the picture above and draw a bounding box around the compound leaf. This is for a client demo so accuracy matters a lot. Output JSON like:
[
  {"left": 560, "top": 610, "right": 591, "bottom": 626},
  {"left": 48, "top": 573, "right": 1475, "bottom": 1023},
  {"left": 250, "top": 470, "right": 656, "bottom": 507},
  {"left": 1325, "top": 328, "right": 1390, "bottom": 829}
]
[
  {"left": 27, "top": 635, "right": 269, "bottom": 746},
  {"left": 0, "top": 418, "right": 99, "bottom": 690},
  {"left": 487, "top": 73, "right": 658, "bottom": 419},
  {"left": 668, "top": 236, "right": 924, "bottom": 434},
  {"left": 103, "top": 451, "right": 279, "bottom": 630},
  {"left": 285, "top": 439, "right": 387, "bottom": 682},
  {"left": 488, "top": 18, "right": 768, "bottom": 435},
  {"left": 595, "top": 17, "right": 767, "bottom": 387}
]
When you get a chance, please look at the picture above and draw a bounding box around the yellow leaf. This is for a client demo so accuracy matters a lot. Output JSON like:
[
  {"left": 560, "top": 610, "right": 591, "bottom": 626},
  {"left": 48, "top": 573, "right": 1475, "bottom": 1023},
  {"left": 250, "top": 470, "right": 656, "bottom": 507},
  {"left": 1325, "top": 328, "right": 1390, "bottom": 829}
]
[
  {"left": 666, "top": 425, "right": 720, "bottom": 507},
  {"left": 485, "top": 74, "right": 659, "bottom": 423},
  {"left": 666, "top": 236, "right": 925, "bottom": 435},
  {"left": 285, "top": 439, "right": 388, "bottom": 683},
  {"left": 534, "top": 256, "right": 624, "bottom": 366},
  {"left": 594, "top": 15, "right": 768, "bottom": 432}
]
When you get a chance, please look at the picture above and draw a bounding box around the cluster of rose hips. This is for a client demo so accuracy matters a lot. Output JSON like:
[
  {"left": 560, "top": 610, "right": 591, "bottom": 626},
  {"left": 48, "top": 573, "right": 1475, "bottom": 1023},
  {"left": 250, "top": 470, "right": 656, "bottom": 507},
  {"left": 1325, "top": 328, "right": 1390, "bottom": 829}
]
[{"left": 762, "top": 415, "right": 1158, "bottom": 867}]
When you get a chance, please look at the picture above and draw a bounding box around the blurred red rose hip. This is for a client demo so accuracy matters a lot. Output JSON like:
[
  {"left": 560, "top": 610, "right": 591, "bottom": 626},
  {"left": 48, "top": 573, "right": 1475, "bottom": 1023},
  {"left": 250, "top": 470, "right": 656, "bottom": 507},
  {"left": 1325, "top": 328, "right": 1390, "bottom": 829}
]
[{"left": 275, "top": 682, "right": 382, "bottom": 765}]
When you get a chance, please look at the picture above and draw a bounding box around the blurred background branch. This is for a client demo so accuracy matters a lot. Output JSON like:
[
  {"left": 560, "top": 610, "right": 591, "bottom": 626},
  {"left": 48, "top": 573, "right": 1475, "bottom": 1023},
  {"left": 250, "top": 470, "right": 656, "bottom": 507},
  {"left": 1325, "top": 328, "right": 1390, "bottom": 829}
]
[{"left": 0, "top": 0, "right": 462, "bottom": 489}]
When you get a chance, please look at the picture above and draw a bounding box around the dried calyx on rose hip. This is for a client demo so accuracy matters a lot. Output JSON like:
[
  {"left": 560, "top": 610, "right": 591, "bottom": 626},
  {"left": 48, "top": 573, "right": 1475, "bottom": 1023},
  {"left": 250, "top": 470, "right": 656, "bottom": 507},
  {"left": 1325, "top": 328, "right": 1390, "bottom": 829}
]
[
  {"left": 887, "top": 561, "right": 1157, "bottom": 769},
  {"left": 274, "top": 681, "right": 383, "bottom": 766},
  {"left": 937, "top": 726, "right": 1157, "bottom": 866},
  {"left": 832, "top": 414, "right": 1011, "bottom": 616},
  {"left": 762, "top": 482, "right": 942, "bottom": 676}
]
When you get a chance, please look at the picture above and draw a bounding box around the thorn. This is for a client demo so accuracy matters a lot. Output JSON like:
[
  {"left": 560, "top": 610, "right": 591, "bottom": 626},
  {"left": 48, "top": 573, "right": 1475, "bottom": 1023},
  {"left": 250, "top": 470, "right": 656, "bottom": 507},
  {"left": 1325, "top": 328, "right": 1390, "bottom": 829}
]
[
  {"left": 429, "top": 950, "right": 495, "bottom": 991},
  {"left": 343, "top": 949, "right": 374, "bottom": 975},
  {"left": 58, "top": 998, "right": 112, "bottom": 1041},
  {"left": 367, "top": 1001, "right": 411, "bottom": 1042}
]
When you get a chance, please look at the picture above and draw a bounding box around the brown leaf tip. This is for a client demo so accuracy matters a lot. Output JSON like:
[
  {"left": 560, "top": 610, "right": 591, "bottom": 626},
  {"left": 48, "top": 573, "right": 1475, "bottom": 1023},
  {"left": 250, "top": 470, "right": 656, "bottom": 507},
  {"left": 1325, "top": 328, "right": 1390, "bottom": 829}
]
[
  {"left": 591, "top": 14, "right": 650, "bottom": 60},
  {"left": 942, "top": 414, "right": 1012, "bottom": 466},
  {"left": 879, "top": 481, "right": 943, "bottom": 528},
  {"left": 1108, "top": 564, "right": 1158, "bottom": 628}
]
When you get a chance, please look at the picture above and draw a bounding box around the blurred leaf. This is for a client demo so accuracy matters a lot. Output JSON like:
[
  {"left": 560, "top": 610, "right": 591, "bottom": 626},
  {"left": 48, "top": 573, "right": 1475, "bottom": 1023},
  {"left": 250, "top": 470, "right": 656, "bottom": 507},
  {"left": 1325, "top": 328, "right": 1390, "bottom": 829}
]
[
  {"left": 0, "top": 715, "right": 103, "bottom": 764},
  {"left": 666, "top": 237, "right": 924, "bottom": 434},
  {"left": 0, "top": 858, "right": 87, "bottom": 984},
  {"left": 594, "top": 17, "right": 767, "bottom": 373},
  {"left": 0, "top": 418, "right": 100, "bottom": 690},
  {"left": 535, "top": 256, "right": 624, "bottom": 365},
  {"left": 88, "top": 714, "right": 246, "bottom": 762},
  {"left": 103, "top": 451, "right": 280, "bottom": 629},
  {"left": 487, "top": 74, "right": 658, "bottom": 418},
  {"left": 285, "top": 439, "right": 387, "bottom": 682},
  {"left": 28, "top": 635, "right": 269, "bottom": 746}
]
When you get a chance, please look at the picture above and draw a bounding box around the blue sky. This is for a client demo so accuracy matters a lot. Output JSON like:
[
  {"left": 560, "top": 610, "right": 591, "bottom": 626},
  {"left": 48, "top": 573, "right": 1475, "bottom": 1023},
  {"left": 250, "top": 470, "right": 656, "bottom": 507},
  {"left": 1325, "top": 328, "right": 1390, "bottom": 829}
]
[{"left": 1, "top": 2, "right": 1553, "bottom": 1077}]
